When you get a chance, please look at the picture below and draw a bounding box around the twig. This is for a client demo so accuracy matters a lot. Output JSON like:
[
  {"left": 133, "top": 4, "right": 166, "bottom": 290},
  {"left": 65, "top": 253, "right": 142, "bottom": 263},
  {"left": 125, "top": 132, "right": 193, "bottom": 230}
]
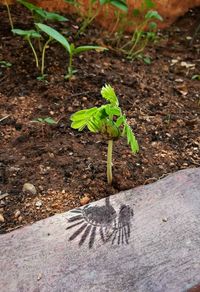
[{"left": 0, "top": 115, "right": 10, "bottom": 123}]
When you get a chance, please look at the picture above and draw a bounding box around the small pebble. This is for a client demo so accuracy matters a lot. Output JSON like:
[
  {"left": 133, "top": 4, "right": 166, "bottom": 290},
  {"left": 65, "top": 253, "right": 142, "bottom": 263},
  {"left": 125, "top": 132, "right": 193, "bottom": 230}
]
[
  {"left": 22, "top": 183, "right": 37, "bottom": 195},
  {"left": 35, "top": 200, "right": 43, "bottom": 207},
  {"left": 14, "top": 210, "right": 21, "bottom": 218},
  {"left": 18, "top": 216, "right": 23, "bottom": 223},
  {"left": 162, "top": 217, "right": 168, "bottom": 222},
  {"left": 0, "top": 213, "right": 5, "bottom": 222},
  {"left": 80, "top": 194, "right": 90, "bottom": 206}
]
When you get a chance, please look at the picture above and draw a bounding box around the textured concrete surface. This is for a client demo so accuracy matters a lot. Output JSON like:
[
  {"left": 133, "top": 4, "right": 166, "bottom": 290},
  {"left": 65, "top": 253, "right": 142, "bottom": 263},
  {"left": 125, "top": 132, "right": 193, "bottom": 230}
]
[{"left": 1, "top": 168, "right": 200, "bottom": 292}]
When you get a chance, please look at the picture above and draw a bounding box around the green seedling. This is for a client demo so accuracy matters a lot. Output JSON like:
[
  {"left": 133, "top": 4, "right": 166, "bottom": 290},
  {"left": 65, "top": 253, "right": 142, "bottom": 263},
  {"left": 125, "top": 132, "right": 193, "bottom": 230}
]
[
  {"left": 2, "top": 0, "right": 14, "bottom": 30},
  {"left": 12, "top": 28, "right": 53, "bottom": 78},
  {"left": 121, "top": 0, "right": 163, "bottom": 58},
  {"left": 32, "top": 117, "right": 57, "bottom": 137},
  {"left": 18, "top": 0, "right": 68, "bottom": 23},
  {"left": 0, "top": 60, "right": 12, "bottom": 68},
  {"left": 70, "top": 84, "right": 139, "bottom": 185},
  {"left": 32, "top": 117, "right": 57, "bottom": 125},
  {"left": 66, "top": 0, "right": 128, "bottom": 37},
  {"left": 35, "top": 23, "right": 107, "bottom": 79},
  {"left": 192, "top": 74, "right": 200, "bottom": 81},
  {"left": 12, "top": 29, "right": 41, "bottom": 69}
]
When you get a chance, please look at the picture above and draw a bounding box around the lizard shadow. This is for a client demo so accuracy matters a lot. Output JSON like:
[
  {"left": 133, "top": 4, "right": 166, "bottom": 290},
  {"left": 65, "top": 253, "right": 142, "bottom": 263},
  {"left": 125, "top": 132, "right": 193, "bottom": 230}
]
[{"left": 66, "top": 197, "right": 134, "bottom": 248}]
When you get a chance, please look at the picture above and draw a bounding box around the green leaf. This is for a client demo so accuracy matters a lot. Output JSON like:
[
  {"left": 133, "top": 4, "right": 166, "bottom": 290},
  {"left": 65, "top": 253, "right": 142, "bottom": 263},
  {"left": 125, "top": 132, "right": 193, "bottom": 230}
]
[
  {"left": 105, "top": 105, "right": 121, "bottom": 116},
  {"left": 12, "top": 29, "right": 41, "bottom": 39},
  {"left": 17, "top": 0, "right": 38, "bottom": 11},
  {"left": 192, "top": 74, "right": 200, "bottom": 80},
  {"left": 145, "top": 10, "right": 163, "bottom": 21},
  {"left": 148, "top": 21, "right": 157, "bottom": 30},
  {"left": 73, "top": 45, "right": 107, "bottom": 55},
  {"left": 18, "top": 0, "right": 68, "bottom": 22},
  {"left": 100, "top": 0, "right": 128, "bottom": 12},
  {"left": 144, "top": 0, "right": 155, "bottom": 9},
  {"left": 115, "top": 115, "right": 125, "bottom": 127},
  {"left": 70, "top": 107, "right": 101, "bottom": 132},
  {"left": 43, "top": 117, "right": 57, "bottom": 124},
  {"left": 41, "top": 11, "right": 68, "bottom": 22},
  {"left": 143, "top": 56, "right": 151, "bottom": 65},
  {"left": 35, "top": 23, "right": 71, "bottom": 52},
  {"left": 101, "top": 84, "right": 119, "bottom": 106},
  {"left": 70, "top": 107, "right": 98, "bottom": 121},
  {"left": 110, "top": 0, "right": 128, "bottom": 12},
  {"left": 132, "top": 8, "right": 140, "bottom": 17},
  {"left": 125, "top": 124, "right": 139, "bottom": 153},
  {"left": 0, "top": 61, "right": 12, "bottom": 68}
]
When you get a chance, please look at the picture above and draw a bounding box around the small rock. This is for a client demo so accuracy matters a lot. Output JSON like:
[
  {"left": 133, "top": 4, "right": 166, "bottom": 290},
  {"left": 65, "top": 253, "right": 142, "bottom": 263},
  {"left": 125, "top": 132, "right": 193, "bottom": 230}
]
[
  {"left": 162, "top": 217, "right": 168, "bottom": 222},
  {"left": 0, "top": 193, "right": 9, "bottom": 200},
  {"left": 35, "top": 200, "right": 43, "bottom": 207},
  {"left": 14, "top": 210, "right": 21, "bottom": 218},
  {"left": 0, "top": 213, "right": 5, "bottom": 223},
  {"left": 80, "top": 194, "right": 90, "bottom": 206},
  {"left": 18, "top": 216, "right": 23, "bottom": 223},
  {"left": 0, "top": 200, "right": 6, "bottom": 206},
  {"left": 22, "top": 183, "right": 37, "bottom": 195},
  {"left": 37, "top": 273, "right": 42, "bottom": 281},
  {"left": 67, "top": 106, "right": 73, "bottom": 112}
]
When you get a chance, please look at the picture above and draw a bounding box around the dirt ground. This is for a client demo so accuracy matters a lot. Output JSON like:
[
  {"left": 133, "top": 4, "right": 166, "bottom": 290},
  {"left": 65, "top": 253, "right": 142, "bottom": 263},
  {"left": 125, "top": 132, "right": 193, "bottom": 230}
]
[{"left": 0, "top": 4, "right": 200, "bottom": 233}]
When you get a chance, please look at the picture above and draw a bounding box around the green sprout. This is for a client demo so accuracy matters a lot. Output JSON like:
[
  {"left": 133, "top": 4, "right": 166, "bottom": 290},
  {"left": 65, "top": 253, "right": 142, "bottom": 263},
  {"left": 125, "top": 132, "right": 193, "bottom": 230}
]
[
  {"left": 35, "top": 23, "right": 107, "bottom": 79},
  {"left": 32, "top": 117, "right": 57, "bottom": 125},
  {"left": 17, "top": 0, "right": 68, "bottom": 23},
  {"left": 0, "top": 60, "right": 12, "bottom": 68},
  {"left": 70, "top": 84, "right": 139, "bottom": 185},
  {"left": 121, "top": 0, "right": 163, "bottom": 58},
  {"left": 32, "top": 117, "right": 57, "bottom": 136},
  {"left": 12, "top": 28, "right": 53, "bottom": 78},
  {"left": 64, "top": 0, "right": 128, "bottom": 37}
]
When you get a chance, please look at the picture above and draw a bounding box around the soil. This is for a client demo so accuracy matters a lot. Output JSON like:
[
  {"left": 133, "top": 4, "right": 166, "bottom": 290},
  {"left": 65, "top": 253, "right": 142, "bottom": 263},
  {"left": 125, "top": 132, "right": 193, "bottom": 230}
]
[{"left": 0, "top": 4, "right": 200, "bottom": 234}]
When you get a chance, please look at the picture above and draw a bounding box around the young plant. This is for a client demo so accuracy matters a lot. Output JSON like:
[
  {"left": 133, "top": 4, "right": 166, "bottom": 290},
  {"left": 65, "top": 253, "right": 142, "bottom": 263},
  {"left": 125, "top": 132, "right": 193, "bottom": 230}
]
[
  {"left": 70, "top": 84, "right": 139, "bottom": 185},
  {"left": 0, "top": 60, "right": 12, "bottom": 68},
  {"left": 12, "top": 28, "right": 53, "bottom": 78},
  {"left": 18, "top": 0, "right": 68, "bottom": 23},
  {"left": 35, "top": 23, "right": 107, "bottom": 79},
  {"left": 121, "top": 0, "right": 163, "bottom": 59},
  {"left": 32, "top": 117, "right": 57, "bottom": 137},
  {"left": 67, "top": 0, "right": 128, "bottom": 37}
]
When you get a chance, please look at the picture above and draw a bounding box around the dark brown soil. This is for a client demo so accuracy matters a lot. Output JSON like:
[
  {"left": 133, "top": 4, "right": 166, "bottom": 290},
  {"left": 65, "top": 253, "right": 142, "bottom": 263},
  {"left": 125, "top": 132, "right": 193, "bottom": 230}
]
[{"left": 0, "top": 4, "right": 200, "bottom": 233}]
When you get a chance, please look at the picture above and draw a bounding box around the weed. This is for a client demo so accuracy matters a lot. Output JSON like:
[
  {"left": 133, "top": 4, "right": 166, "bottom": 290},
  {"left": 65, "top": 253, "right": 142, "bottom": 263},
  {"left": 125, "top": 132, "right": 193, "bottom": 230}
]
[{"left": 70, "top": 84, "right": 139, "bottom": 185}]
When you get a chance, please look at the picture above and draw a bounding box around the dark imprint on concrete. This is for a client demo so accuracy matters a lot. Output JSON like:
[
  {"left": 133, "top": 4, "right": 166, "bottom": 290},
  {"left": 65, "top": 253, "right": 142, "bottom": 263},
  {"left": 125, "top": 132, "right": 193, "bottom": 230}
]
[{"left": 66, "top": 197, "right": 134, "bottom": 248}]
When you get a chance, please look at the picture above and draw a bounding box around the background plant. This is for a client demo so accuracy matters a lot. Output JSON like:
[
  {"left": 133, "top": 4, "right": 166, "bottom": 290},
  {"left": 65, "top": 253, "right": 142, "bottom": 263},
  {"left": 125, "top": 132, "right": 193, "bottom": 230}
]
[
  {"left": 12, "top": 27, "right": 54, "bottom": 78},
  {"left": 121, "top": 0, "right": 163, "bottom": 59},
  {"left": 18, "top": 0, "right": 68, "bottom": 23},
  {"left": 64, "top": 0, "right": 128, "bottom": 37},
  {"left": 36, "top": 23, "right": 107, "bottom": 79},
  {"left": 70, "top": 84, "right": 139, "bottom": 185}
]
